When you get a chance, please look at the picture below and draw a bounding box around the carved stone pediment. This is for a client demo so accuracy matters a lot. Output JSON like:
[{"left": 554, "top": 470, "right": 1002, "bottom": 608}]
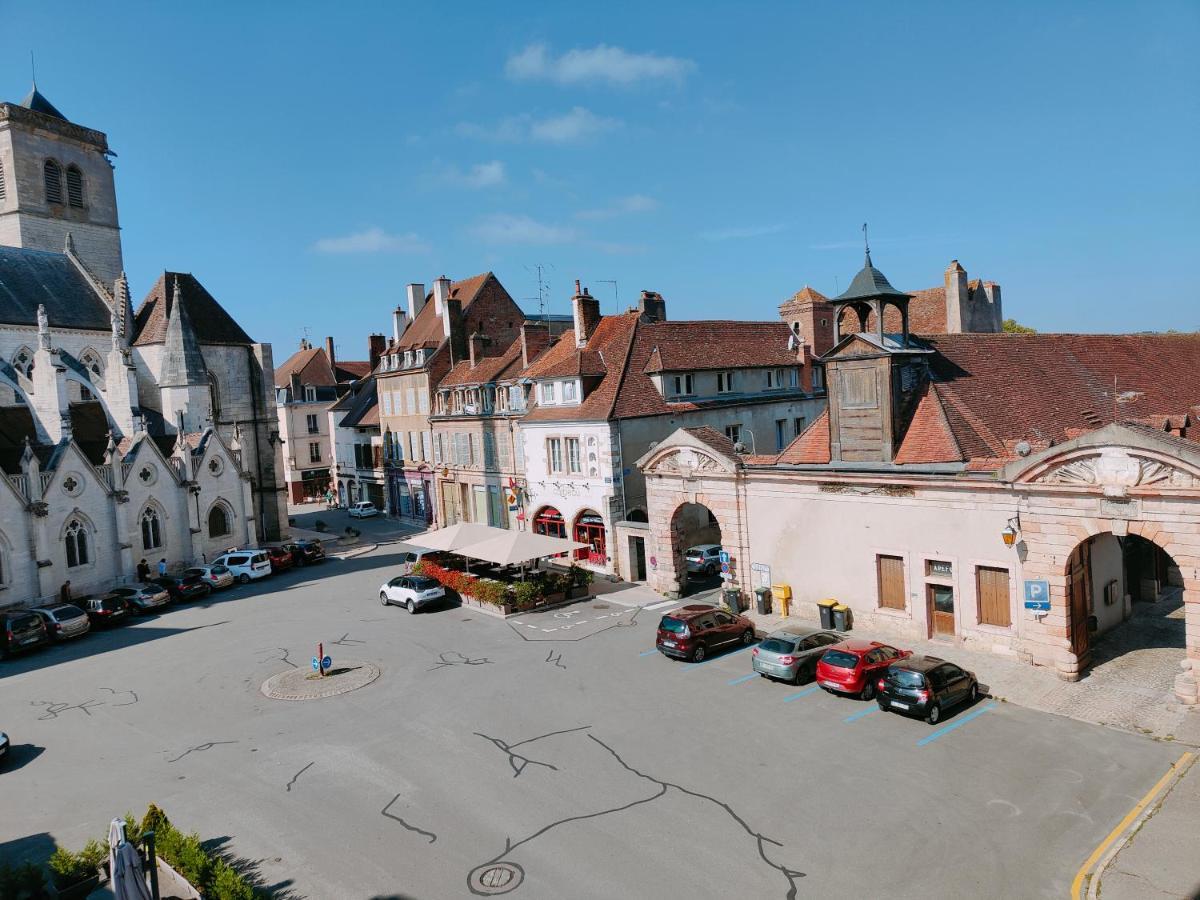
[
  {"left": 1037, "top": 449, "right": 1197, "bottom": 494},
  {"left": 652, "top": 447, "right": 725, "bottom": 477}
]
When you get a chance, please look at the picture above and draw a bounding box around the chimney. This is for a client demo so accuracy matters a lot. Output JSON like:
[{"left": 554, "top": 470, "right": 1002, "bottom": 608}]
[
  {"left": 468, "top": 333, "right": 487, "bottom": 368},
  {"left": 289, "top": 371, "right": 302, "bottom": 400},
  {"left": 433, "top": 276, "right": 451, "bottom": 316},
  {"left": 571, "top": 280, "right": 601, "bottom": 349},
  {"left": 944, "top": 260, "right": 968, "bottom": 334},
  {"left": 444, "top": 298, "right": 467, "bottom": 364},
  {"left": 638, "top": 290, "right": 667, "bottom": 323},
  {"left": 392, "top": 306, "right": 409, "bottom": 343},
  {"left": 324, "top": 336, "right": 336, "bottom": 369},
  {"left": 406, "top": 283, "right": 426, "bottom": 322},
  {"left": 520, "top": 321, "right": 553, "bottom": 368},
  {"left": 981, "top": 281, "right": 1003, "bottom": 331},
  {"left": 368, "top": 333, "right": 386, "bottom": 371}
]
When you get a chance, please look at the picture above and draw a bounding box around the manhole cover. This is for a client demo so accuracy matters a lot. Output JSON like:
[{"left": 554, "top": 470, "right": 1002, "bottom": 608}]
[
  {"left": 592, "top": 603, "right": 610, "bottom": 610},
  {"left": 468, "top": 861, "right": 524, "bottom": 895}
]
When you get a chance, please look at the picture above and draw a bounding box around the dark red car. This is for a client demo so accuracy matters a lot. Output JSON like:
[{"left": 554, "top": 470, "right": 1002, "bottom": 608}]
[
  {"left": 815, "top": 640, "right": 912, "bottom": 700},
  {"left": 263, "top": 546, "right": 295, "bottom": 573},
  {"left": 656, "top": 604, "right": 757, "bottom": 662}
]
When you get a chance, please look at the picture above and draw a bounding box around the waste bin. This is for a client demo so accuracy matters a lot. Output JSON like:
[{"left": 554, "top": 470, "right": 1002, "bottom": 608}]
[
  {"left": 722, "top": 588, "right": 741, "bottom": 614},
  {"left": 772, "top": 584, "right": 792, "bottom": 617},
  {"left": 817, "top": 599, "right": 837, "bottom": 629},
  {"left": 754, "top": 587, "right": 771, "bottom": 615},
  {"left": 831, "top": 603, "right": 851, "bottom": 632}
]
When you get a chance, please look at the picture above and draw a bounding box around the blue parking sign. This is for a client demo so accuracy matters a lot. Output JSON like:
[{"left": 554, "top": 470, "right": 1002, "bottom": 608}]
[
  {"left": 1023, "top": 579, "right": 1050, "bottom": 612},
  {"left": 719, "top": 551, "right": 730, "bottom": 564}
]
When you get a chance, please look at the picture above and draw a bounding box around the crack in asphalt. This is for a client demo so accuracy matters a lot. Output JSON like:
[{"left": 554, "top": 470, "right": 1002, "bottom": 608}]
[
  {"left": 99, "top": 687, "right": 138, "bottom": 706},
  {"left": 381, "top": 793, "right": 437, "bottom": 844},
  {"left": 428, "top": 651, "right": 492, "bottom": 671},
  {"left": 475, "top": 726, "right": 592, "bottom": 779},
  {"left": 285, "top": 761, "right": 314, "bottom": 792},
  {"left": 167, "top": 740, "right": 238, "bottom": 764},
  {"left": 30, "top": 699, "right": 104, "bottom": 720}
]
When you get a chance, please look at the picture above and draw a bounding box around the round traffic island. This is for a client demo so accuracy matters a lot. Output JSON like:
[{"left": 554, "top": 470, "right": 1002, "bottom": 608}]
[{"left": 261, "top": 661, "right": 380, "bottom": 700}]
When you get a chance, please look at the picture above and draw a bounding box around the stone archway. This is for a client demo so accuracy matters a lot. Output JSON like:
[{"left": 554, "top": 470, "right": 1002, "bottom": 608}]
[{"left": 670, "top": 501, "right": 723, "bottom": 597}]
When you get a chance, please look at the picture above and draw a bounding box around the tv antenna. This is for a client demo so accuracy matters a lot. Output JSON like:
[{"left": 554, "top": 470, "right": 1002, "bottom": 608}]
[
  {"left": 524, "top": 263, "right": 555, "bottom": 328},
  {"left": 596, "top": 280, "right": 618, "bottom": 312}
]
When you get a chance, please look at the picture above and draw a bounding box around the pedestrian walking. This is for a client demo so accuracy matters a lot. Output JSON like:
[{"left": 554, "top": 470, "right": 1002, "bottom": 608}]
[
  {"left": 136, "top": 558, "right": 151, "bottom": 582},
  {"left": 59, "top": 580, "right": 72, "bottom": 604},
  {"left": 158, "top": 558, "right": 168, "bottom": 577}
]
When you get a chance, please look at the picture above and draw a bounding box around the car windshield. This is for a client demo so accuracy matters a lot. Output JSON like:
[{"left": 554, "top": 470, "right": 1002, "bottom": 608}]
[
  {"left": 888, "top": 667, "right": 926, "bottom": 688},
  {"left": 760, "top": 638, "right": 797, "bottom": 654},
  {"left": 659, "top": 616, "right": 688, "bottom": 634},
  {"left": 212, "top": 565, "right": 229, "bottom": 574},
  {"left": 100, "top": 599, "right": 124, "bottom": 611},
  {"left": 685, "top": 550, "right": 704, "bottom": 560},
  {"left": 410, "top": 577, "right": 439, "bottom": 590},
  {"left": 12, "top": 614, "right": 39, "bottom": 629},
  {"left": 53, "top": 606, "right": 85, "bottom": 620},
  {"left": 822, "top": 650, "right": 859, "bottom": 669}
]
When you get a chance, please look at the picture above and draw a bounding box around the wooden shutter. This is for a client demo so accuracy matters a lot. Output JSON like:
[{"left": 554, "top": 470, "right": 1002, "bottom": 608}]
[
  {"left": 977, "top": 566, "right": 1011, "bottom": 627},
  {"left": 877, "top": 555, "right": 906, "bottom": 610}
]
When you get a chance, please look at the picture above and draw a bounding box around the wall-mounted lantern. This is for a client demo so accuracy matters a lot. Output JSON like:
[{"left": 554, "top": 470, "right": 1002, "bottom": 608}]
[{"left": 1001, "top": 516, "right": 1020, "bottom": 547}]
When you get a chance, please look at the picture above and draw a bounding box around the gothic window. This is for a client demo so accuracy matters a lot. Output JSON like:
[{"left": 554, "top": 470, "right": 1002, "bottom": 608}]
[
  {"left": 208, "top": 503, "right": 231, "bottom": 538},
  {"left": 64, "top": 519, "right": 89, "bottom": 567},
  {"left": 44, "top": 159, "right": 63, "bottom": 205},
  {"left": 65, "top": 165, "right": 84, "bottom": 208},
  {"left": 79, "top": 349, "right": 104, "bottom": 379},
  {"left": 208, "top": 373, "right": 221, "bottom": 421},
  {"left": 12, "top": 347, "right": 34, "bottom": 378},
  {"left": 141, "top": 506, "right": 162, "bottom": 550}
]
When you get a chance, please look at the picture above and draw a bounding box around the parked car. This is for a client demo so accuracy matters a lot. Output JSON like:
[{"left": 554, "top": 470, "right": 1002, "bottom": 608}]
[
  {"left": 1, "top": 611, "right": 50, "bottom": 657},
  {"left": 379, "top": 575, "right": 446, "bottom": 612},
  {"left": 30, "top": 604, "right": 92, "bottom": 641},
  {"left": 282, "top": 540, "right": 326, "bottom": 566},
  {"left": 684, "top": 544, "right": 723, "bottom": 577},
  {"left": 107, "top": 583, "right": 171, "bottom": 614},
  {"left": 211, "top": 550, "right": 272, "bottom": 584},
  {"left": 400, "top": 546, "right": 446, "bottom": 573},
  {"left": 262, "top": 546, "right": 295, "bottom": 573},
  {"left": 656, "top": 604, "right": 756, "bottom": 662},
  {"left": 348, "top": 501, "right": 379, "bottom": 518},
  {"left": 816, "top": 640, "right": 913, "bottom": 700},
  {"left": 152, "top": 574, "right": 212, "bottom": 602},
  {"left": 81, "top": 595, "right": 131, "bottom": 627},
  {"left": 183, "top": 564, "right": 235, "bottom": 590},
  {"left": 752, "top": 627, "right": 844, "bottom": 684},
  {"left": 0, "top": 730, "right": 8, "bottom": 761},
  {"left": 876, "top": 655, "right": 980, "bottom": 724}
]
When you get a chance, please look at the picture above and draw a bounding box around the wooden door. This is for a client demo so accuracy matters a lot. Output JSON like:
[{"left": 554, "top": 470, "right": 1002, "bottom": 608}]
[
  {"left": 1068, "top": 541, "right": 1091, "bottom": 661},
  {"left": 928, "top": 584, "right": 956, "bottom": 639}
]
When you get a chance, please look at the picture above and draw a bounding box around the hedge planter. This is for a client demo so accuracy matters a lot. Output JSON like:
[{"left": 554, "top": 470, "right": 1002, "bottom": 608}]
[{"left": 51, "top": 873, "right": 100, "bottom": 900}]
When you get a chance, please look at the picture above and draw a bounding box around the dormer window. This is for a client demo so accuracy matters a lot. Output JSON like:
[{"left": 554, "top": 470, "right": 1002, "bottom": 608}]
[
  {"left": 562, "top": 380, "right": 577, "bottom": 403},
  {"left": 540, "top": 382, "right": 557, "bottom": 405},
  {"left": 717, "top": 371, "right": 735, "bottom": 393},
  {"left": 766, "top": 368, "right": 786, "bottom": 390},
  {"left": 672, "top": 374, "right": 694, "bottom": 396}
]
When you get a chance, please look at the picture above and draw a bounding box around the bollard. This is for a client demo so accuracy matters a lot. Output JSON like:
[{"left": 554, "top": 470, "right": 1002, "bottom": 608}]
[{"left": 318, "top": 642, "right": 325, "bottom": 677}]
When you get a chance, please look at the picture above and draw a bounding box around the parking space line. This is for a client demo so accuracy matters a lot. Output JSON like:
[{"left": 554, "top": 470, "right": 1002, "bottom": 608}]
[
  {"left": 680, "top": 644, "right": 756, "bottom": 672},
  {"left": 638, "top": 649, "right": 658, "bottom": 657},
  {"left": 783, "top": 686, "right": 820, "bottom": 702},
  {"left": 727, "top": 673, "right": 757, "bottom": 686},
  {"left": 843, "top": 705, "right": 881, "bottom": 723},
  {"left": 916, "top": 702, "right": 997, "bottom": 747}
]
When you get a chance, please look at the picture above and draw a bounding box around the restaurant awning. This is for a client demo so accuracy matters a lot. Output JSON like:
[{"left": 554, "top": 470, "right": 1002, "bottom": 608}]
[
  {"left": 408, "top": 522, "right": 504, "bottom": 552},
  {"left": 454, "top": 529, "right": 588, "bottom": 565}
]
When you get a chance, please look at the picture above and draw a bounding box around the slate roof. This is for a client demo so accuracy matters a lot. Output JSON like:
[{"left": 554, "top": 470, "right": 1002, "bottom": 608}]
[
  {"left": 133, "top": 273, "right": 254, "bottom": 346},
  {"left": 387, "top": 273, "right": 493, "bottom": 354},
  {"left": 833, "top": 251, "right": 911, "bottom": 303},
  {"left": 20, "top": 85, "right": 67, "bottom": 120},
  {"left": 0, "top": 246, "right": 112, "bottom": 330},
  {"left": 335, "top": 377, "right": 379, "bottom": 429}
]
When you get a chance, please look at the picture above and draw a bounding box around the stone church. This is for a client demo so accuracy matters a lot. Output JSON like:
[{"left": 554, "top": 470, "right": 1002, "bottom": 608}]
[{"left": 0, "top": 85, "right": 286, "bottom": 606}]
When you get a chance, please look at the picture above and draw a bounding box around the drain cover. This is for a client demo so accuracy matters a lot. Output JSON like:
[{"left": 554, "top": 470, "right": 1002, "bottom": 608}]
[
  {"left": 592, "top": 603, "right": 610, "bottom": 610},
  {"left": 468, "top": 861, "right": 524, "bottom": 895}
]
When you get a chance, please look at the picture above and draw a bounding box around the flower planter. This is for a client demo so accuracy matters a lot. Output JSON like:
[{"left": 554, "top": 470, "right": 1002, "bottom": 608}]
[
  {"left": 51, "top": 873, "right": 100, "bottom": 900},
  {"left": 156, "top": 855, "right": 201, "bottom": 899}
]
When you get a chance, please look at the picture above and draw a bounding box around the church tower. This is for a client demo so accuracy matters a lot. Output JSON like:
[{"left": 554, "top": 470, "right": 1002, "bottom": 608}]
[{"left": 0, "top": 84, "right": 124, "bottom": 285}]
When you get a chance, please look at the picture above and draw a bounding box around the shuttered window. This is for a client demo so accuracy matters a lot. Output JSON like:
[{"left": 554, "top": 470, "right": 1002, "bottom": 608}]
[
  {"left": 66, "top": 165, "right": 84, "bottom": 207},
  {"left": 44, "top": 159, "right": 63, "bottom": 204},
  {"left": 876, "top": 555, "right": 906, "bottom": 610},
  {"left": 977, "top": 566, "right": 1011, "bottom": 627}
]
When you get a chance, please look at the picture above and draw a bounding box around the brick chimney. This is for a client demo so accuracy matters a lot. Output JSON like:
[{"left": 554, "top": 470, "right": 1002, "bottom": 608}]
[
  {"left": 432, "top": 276, "right": 451, "bottom": 316},
  {"left": 406, "top": 283, "right": 426, "bottom": 322},
  {"left": 520, "top": 322, "right": 553, "bottom": 368},
  {"left": 638, "top": 290, "right": 667, "bottom": 323},
  {"left": 468, "top": 333, "right": 488, "bottom": 368},
  {"left": 368, "top": 333, "right": 386, "bottom": 371},
  {"left": 571, "top": 280, "right": 601, "bottom": 349},
  {"left": 444, "top": 299, "right": 467, "bottom": 364},
  {"left": 324, "top": 336, "right": 336, "bottom": 369}
]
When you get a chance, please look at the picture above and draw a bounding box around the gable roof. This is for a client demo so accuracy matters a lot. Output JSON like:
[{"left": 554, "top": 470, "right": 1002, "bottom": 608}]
[
  {"left": 639, "top": 321, "right": 798, "bottom": 372},
  {"left": 775, "top": 410, "right": 832, "bottom": 464},
  {"left": 521, "top": 312, "right": 641, "bottom": 422},
  {"left": 893, "top": 383, "right": 964, "bottom": 464},
  {"left": 335, "top": 377, "right": 379, "bottom": 429},
  {"left": 274, "top": 346, "right": 336, "bottom": 389},
  {"left": 133, "top": 272, "right": 254, "bottom": 346},
  {"left": 335, "top": 360, "right": 372, "bottom": 380},
  {"left": 0, "top": 246, "right": 113, "bottom": 331},
  {"left": 388, "top": 273, "right": 495, "bottom": 354}
]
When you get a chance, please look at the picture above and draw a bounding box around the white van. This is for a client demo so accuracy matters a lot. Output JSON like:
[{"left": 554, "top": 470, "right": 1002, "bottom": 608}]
[
  {"left": 211, "top": 550, "right": 272, "bottom": 584},
  {"left": 349, "top": 501, "right": 379, "bottom": 518},
  {"left": 401, "top": 545, "right": 439, "bottom": 574}
]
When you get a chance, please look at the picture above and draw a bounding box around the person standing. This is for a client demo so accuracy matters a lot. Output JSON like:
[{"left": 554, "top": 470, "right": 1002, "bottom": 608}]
[
  {"left": 59, "top": 580, "right": 72, "bottom": 605},
  {"left": 158, "top": 558, "right": 168, "bottom": 578},
  {"left": 136, "top": 558, "right": 151, "bottom": 582}
]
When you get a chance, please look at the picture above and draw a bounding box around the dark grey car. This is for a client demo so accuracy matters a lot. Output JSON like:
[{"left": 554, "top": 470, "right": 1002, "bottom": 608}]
[{"left": 752, "top": 627, "right": 843, "bottom": 684}]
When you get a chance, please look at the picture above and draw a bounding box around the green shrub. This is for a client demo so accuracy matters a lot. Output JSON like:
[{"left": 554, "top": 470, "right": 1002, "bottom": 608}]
[
  {"left": 48, "top": 846, "right": 92, "bottom": 888},
  {"left": 128, "top": 805, "right": 259, "bottom": 899},
  {"left": 78, "top": 839, "right": 107, "bottom": 871},
  {"left": 210, "top": 860, "right": 256, "bottom": 900},
  {"left": 512, "top": 581, "right": 541, "bottom": 610}
]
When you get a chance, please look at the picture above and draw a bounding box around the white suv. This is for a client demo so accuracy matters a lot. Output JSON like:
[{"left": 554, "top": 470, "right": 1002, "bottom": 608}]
[
  {"left": 349, "top": 501, "right": 379, "bottom": 518},
  {"left": 211, "top": 550, "right": 272, "bottom": 584}
]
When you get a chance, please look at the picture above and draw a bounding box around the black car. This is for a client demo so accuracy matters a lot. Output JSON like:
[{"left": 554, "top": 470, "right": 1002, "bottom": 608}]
[
  {"left": 1, "top": 612, "right": 51, "bottom": 658},
  {"left": 151, "top": 574, "right": 212, "bottom": 602},
  {"left": 82, "top": 595, "right": 132, "bottom": 627},
  {"left": 283, "top": 540, "right": 326, "bottom": 565},
  {"left": 876, "top": 655, "right": 979, "bottom": 724}
]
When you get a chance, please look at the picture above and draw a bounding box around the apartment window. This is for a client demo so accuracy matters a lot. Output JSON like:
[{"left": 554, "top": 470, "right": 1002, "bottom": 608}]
[
  {"left": 566, "top": 437, "right": 581, "bottom": 473},
  {"left": 977, "top": 566, "right": 1012, "bottom": 628},
  {"left": 876, "top": 555, "right": 906, "bottom": 610},
  {"left": 672, "top": 374, "right": 694, "bottom": 396},
  {"left": 812, "top": 366, "right": 824, "bottom": 390},
  {"left": 410, "top": 432, "right": 420, "bottom": 461},
  {"left": 65, "top": 165, "right": 84, "bottom": 208},
  {"left": 419, "top": 391, "right": 429, "bottom": 414},
  {"left": 794, "top": 417, "right": 807, "bottom": 437},
  {"left": 766, "top": 368, "right": 785, "bottom": 389},
  {"left": 406, "top": 388, "right": 417, "bottom": 414},
  {"left": 724, "top": 424, "right": 742, "bottom": 445},
  {"left": 483, "top": 432, "right": 497, "bottom": 469},
  {"left": 510, "top": 385, "right": 525, "bottom": 410},
  {"left": 717, "top": 371, "right": 735, "bottom": 393},
  {"left": 468, "top": 433, "right": 476, "bottom": 466},
  {"left": 0, "top": 159, "right": 6, "bottom": 201},
  {"left": 775, "top": 419, "right": 788, "bottom": 451},
  {"left": 514, "top": 433, "right": 525, "bottom": 470},
  {"left": 44, "top": 159, "right": 63, "bottom": 204},
  {"left": 422, "top": 431, "right": 432, "bottom": 462},
  {"left": 548, "top": 437, "right": 563, "bottom": 473},
  {"left": 306, "top": 414, "right": 319, "bottom": 434},
  {"left": 303, "top": 386, "right": 317, "bottom": 402},
  {"left": 309, "top": 442, "right": 321, "bottom": 463},
  {"left": 540, "top": 382, "right": 557, "bottom": 405},
  {"left": 789, "top": 368, "right": 799, "bottom": 387},
  {"left": 563, "top": 380, "right": 577, "bottom": 402},
  {"left": 381, "top": 393, "right": 392, "bottom": 416}
]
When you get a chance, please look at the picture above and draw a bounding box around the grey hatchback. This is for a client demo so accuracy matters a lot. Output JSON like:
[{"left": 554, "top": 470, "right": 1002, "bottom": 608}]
[{"left": 752, "top": 627, "right": 843, "bottom": 684}]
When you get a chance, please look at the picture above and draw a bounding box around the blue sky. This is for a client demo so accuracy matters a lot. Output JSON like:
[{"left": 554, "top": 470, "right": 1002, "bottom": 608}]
[{"left": 5, "top": 1, "right": 1198, "bottom": 360}]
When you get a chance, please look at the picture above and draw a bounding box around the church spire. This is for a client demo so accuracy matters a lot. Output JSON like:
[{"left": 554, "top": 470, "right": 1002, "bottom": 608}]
[{"left": 159, "top": 276, "right": 208, "bottom": 387}]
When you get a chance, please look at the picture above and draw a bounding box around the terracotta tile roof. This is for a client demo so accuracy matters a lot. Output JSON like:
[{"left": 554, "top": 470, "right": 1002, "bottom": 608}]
[
  {"left": 775, "top": 410, "right": 831, "bottom": 464},
  {"left": 639, "top": 321, "right": 797, "bottom": 372},
  {"left": 683, "top": 426, "right": 738, "bottom": 458},
  {"left": 387, "top": 273, "right": 493, "bottom": 354},
  {"left": 521, "top": 312, "right": 641, "bottom": 422},
  {"left": 273, "top": 347, "right": 336, "bottom": 389},
  {"left": 335, "top": 361, "right": 372, "bottom": 380},
  {"left": 133, "top": 272, "right": 254, "bottom": 346},
  {"left": 894, "top": 384, "right": 963, "bottom": 463},
  {"left": 440, "top": 337, "right": 526, "bottom": 387}
]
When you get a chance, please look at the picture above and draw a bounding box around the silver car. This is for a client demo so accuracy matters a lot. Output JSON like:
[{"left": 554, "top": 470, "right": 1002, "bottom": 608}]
[
  {"left": 184, "top": 564, "right": 235, "bottom": 590},
  {"left": 30, "top": 604, "right": 92, "bottom": 641},
  {"left": 108, "top": 583, "right": 171, "bottom": 614},
  {"left": 752, "top": 627, "right": 844, "bottom": 684},
  {"left": 684, "top": 544, "right": 722, "bottom": 576}
]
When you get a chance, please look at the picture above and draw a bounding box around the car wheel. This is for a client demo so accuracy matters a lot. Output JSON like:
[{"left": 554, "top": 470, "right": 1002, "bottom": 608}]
[
  {"left": 406, "top": 599, "right": 416, "bottom": 614},
  {"left": 238, "top": 574, "right": 250, "bottom": 585},
  {"left": 692, "top": 643, "right": 707, "bottom": 663},
  {"left": 860, "top": 681, "right": 876, "bottom": 701},
  {"left": 380, "top": 592, "right": 389, "bottom": 606},
  {"left": 741, "top": 629, "right": 755, "bottom": 646},
  {"left": 927, "top": 704, "right": 942, "bottom": 725}
]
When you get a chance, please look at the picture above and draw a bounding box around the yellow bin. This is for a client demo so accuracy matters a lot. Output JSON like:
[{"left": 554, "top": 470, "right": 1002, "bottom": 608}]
[{"left": 772, "top": 583, "right": 792, "bottom": 617}]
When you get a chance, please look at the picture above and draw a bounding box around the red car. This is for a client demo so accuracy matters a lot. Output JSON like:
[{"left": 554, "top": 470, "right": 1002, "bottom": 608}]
[
  {"left": 656, "top": 604, "right": 757, "bottom": 662},
  {"left": 815, "top": 640, "right": 912, "bottom": 700},
  {"left": 263, "top": 546, "right": 295, "bottom": 573}
]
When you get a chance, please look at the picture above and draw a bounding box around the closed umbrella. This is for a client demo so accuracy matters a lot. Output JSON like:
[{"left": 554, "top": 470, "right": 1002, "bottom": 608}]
[{"left": 108, "top": 818, "right": 153, "bottom": 900}]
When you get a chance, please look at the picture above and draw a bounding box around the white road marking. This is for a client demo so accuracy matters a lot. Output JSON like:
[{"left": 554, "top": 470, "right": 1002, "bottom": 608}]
[{"left": 643, "top": 600, "right": 678, "bottom": 611}]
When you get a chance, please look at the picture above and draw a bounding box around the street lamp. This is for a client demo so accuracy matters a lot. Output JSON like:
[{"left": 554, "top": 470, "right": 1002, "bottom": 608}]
[{"left": 1001, "top": 516, "right": 1020, "bottom": 547}]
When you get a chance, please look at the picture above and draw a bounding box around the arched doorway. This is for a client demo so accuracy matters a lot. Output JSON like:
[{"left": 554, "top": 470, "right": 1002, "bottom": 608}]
[
  {"left": 532, "top": 506, "right": 566, "bottom": 538},
  {"left": 573, "top": 510, "right": 606, "bottom": 566},
  {"left": 671, "top": 502, "right": 723, "bottom": 596},
  {"left": 1065, "top": 533, "right": 1183, "bottom": 675}
]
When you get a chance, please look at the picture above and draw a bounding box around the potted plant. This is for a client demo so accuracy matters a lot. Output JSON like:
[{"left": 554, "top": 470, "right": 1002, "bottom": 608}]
[{"left": 48, "top": 845, "right": 101, "bottom": 899}]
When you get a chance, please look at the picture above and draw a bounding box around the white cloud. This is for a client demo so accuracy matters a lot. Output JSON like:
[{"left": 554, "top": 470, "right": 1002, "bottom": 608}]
[
  {"left": 506, "top": 43, "right": 696, "bottom": 87},
  {"left": 313, "top": 227, "right": 430, "bottom": 255},
  {"left": 456, "top": 107, "right": 619, "bottom": 144},
  {"left": 700, "top": 223, "right": 788, "bottom": 242},
  {"left": 434, "top": 160, "right": 507, "bottom": 189},
  {"left": 470, "top": 213, "right": 576, "bottom": 245},
  {"left": 576, "top": 194, "right": 659, "bottom": 220}
]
